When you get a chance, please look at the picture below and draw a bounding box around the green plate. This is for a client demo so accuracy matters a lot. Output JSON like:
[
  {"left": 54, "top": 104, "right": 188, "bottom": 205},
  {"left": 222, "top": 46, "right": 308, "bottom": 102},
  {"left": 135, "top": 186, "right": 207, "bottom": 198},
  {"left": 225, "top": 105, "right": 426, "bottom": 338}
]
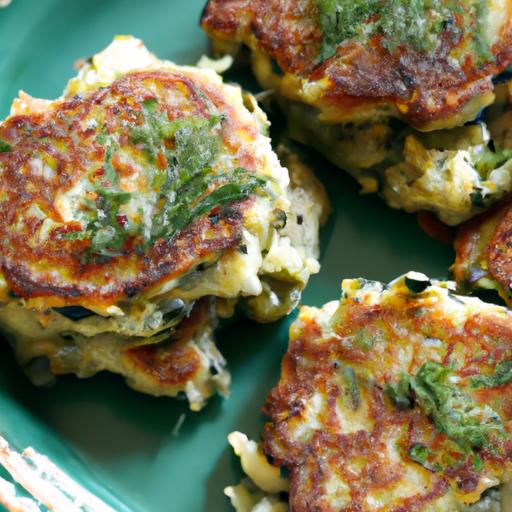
[{"left": 0, "top": 1, "right": 454, "bottom": 510}]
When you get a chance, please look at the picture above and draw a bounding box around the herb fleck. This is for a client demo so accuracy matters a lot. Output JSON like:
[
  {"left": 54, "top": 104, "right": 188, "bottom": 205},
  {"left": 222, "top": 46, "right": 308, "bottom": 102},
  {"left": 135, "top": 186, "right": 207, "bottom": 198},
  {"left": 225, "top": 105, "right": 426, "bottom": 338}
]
[
  {"left": 71, "top": 98, "right": 267, "bottom": 262},
  {"left": 386, "top": 376, "right": 413, "bottom": 409},
  {"left": 343, "top": 366, "right": 361, "bottom": 410},
  {"left": 0, "top": 139, "right": 11, "bottom": 152},
  {"left": 471, "top": 359, "right": 512, "bottom": 389},
  {"left": 316, "top": 1, "right": 491, "bottom": 63},
  {"left": 408, "top": 443, "right": 429, "bottom": 465}
]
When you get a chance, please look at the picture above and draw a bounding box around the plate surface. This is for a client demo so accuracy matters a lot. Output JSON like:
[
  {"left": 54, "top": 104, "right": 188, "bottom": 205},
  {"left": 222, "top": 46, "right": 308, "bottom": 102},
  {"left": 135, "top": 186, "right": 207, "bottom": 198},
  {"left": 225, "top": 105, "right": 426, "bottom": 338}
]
[{"left": 0, "top": 1, "right": 454, "bottom": 510}]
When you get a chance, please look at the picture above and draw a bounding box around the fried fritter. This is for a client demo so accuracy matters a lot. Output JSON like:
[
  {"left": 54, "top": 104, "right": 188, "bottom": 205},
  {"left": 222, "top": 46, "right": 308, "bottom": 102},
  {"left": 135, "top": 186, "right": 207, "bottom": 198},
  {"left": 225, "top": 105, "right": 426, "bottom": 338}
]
[
  {"left": 454, "top": 197, "right": 512, "bottom": 304},
  {"left": 202, "top": 0, "right": 512, "bottom": 130},
  {"left": 202, "top": 2, "right": 512, "bottom": 225},
  {"left": 0, "top": 36, "right": 329, "bottom": 409},
  {"left": 230, "top": 273, "right": 512, "bottom": 510},
  {"left": 283, "top": 80, "right": 512, "bottom": 225}
]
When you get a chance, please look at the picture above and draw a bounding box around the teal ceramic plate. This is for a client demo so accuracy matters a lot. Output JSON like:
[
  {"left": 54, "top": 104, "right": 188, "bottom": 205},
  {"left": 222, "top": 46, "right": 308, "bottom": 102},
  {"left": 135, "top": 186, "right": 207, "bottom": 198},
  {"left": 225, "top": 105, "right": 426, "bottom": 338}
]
[{"left": 0, "top": 1, "right": 454, "bottom": 510}]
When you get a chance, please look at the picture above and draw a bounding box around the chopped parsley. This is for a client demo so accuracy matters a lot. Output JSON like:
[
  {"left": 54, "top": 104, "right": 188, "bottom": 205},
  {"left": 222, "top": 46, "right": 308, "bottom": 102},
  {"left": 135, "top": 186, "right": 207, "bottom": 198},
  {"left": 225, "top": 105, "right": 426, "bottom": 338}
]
[
  {"left": 342, "top": 366, "right": 361, "bottom": 410},
  {"left": 407, "top": 443, "right": 429, "bottom": 465},
  {"left": 87, "top": 188, "right": 133, "bottom": 259},
  {"left": 410, "top": 362, "right": 504, "bottom": 450},
  {"left": 352, "top": 328, "right": 375, "bottom": 352},
  {"left": 67, "top": 98, "right": 266, "bottom": 262},
  {"left": 317, "top": 0, "right": 380, "bottom": 61},
  {"left": 103, "top": 144, "right": 118, "bottom": 185},
  {"left": 473, "top": 0, "right": 492, "bottom": 63},
  {"left": 471, "top": 360, "right": 512, "bottom": 389},
  {"left": 386, "top": 376, "right": 413, "bottom": 409},
  {"left": 474, "top": 147, "right": 512, "bottom": 177},
  {"left": 317, "top": 1, "right": 491, "bottom": 63},
  {"left": 387, "top": 362, "right": 505, "bottom": 451},
  {"left": 173, "top": 115, "right": 223, "bottom": 179},
  {"left": 406, "top": 442, "right": 443, "bottom": 472},
  {"left": 150, "top": 167, "right": 266, "bottom": 243},
  {"left": 129, "top": 98, "right": 174, "bottom": 158},
  {"left": 472, "top": 453, "right": 483, "bottom": 472}
]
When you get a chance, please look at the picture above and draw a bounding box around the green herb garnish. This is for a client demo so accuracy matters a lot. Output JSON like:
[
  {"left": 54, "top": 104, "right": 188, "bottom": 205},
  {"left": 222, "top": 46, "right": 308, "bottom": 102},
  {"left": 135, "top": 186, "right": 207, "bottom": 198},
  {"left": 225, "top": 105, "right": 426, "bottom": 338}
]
[
  {"left": 471, "top": 360, "right": 512, "bottom": 389},
  {"left": 472, "top": 0, "right": 492, "bottom": 64},
  {"left": 316, "top": 1, "right": 491, "bottom": 63},
  {"left": 103, "top": 145, "right": 118, "bottom": 185},
  {"left": 152, "top": 169, "right": 266, "bottom": 243},
  {"left": 472, "top": 454, "right": 483, "bottom": 471},
  {"left": 386, "top": 376, "right": 413, "bottom": 409},
  {"left": 474, "top": 147, "right": 512, "bottom": 177},
  {"left": 72, "top": 98, "right": 266, "bottom": 262},
  {"left": 353, "top": 328, "right": 375, "bottom": 352},
  {"left": 410, "top": 362, "right": 504, "bottom": 450},
  {"left": 343, "top": 366, "right": 361, "bottom": 410},
  {"left": 129, "top": 98, "right": 174, "bottom": 157},
  {"left": 72, "top": 188, "right": 133, "bottom": 262},
  {"left": 173, "top": 115, "right": 222, "bottom": 179},
  {"left": 0, "top": 140, "right": 11, "bottom": 152},
  {"left": 387, "top": 362, "right": 505, "bottom": 452},
  {"left": 407, "top": 443, "right": 429, "bottom": 465},
  {"left": 317, "top": 0, "right": 380, "bottom": 61},
  {"left": 60, "top": 231, "right": 89, "bottom": 241}
]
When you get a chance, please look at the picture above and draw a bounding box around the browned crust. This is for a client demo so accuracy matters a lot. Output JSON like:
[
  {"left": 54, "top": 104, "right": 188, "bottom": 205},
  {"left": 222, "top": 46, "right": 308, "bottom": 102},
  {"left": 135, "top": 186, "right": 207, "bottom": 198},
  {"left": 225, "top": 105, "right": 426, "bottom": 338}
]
[
  {"left": 263, "top": 294, "right": 512, "bottom": 510},
  {"left": 487, "top": 201, "right": 512, "bottom": 295},
  {"left": 453, "top": 208, "right": 498, "bottom": 287},
  {"left": 202, "top": 0, "right": 512, "bottom": 128},
  {"left": 0, "top": 71, "right": 261, "bottom": 308},
  {"left": 453, "top": 198, "right": 512, "bottom": 298},
  {"left": 122, "top": 299, "right": 210, "bottom": 388}
]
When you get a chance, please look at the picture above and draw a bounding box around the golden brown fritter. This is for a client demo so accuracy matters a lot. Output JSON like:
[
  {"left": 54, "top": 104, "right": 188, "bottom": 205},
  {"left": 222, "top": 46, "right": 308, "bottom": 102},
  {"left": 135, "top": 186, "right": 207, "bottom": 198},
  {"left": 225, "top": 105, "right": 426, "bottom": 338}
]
[
  {"left": 0, "top": 36, "right": 327, "bottom": 409},
  {"left": 202, "top": 0, "right": 512, "bottom": 130},
  {"left": 263, "top": 274, "right": 512, "bottom": 510},
  {"left": 454, "top": 198, "right": 512, "bottom": 305},
  {"left": 0, "top": 69, "right": 264, "bottom": 311}
]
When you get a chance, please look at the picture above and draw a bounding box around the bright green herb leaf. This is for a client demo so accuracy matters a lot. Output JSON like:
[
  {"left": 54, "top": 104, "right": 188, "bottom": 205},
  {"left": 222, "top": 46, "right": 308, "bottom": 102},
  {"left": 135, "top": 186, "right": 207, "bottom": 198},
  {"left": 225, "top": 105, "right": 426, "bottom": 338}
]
[
  {"left": 80, "top": 188, "right": 133, "bottom": 261},
  {"left": 317, "top": 0, "right": 380, "bottom": 61},
  {"left": 103, "top": 145, "right": 118, "bottom": 185},
  {"left": 474, "top": 148, "right": 512, "bottom": 177},
  {"left": 60, "top": 231, "right": 89, "bottom": 241},
  {"left": 387, "top": 362, "right": 506, "bottom": 453},
  {"left": 160, "top": 171, "right": 266, "bottom": 242},
  {"left": 316, "top": 1, "right": 491, "bottom": 63},
  {"left": 353, "top": 328, "right": 375, "bottom": 352},
  {"left": 472, "top": 454, "right": 483, "bottom": 471},
  {"left": 386, "top": 376, "right": 413, "bottom": 409},
  {"left": 410, "top": 362, "right": 504, "bottom": 451},
  {"left": 408, "top": 443, "right": 429, "bottom": 465},
  {"left": 173, "top": 116, "right": 221, "bottom": 180}
]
